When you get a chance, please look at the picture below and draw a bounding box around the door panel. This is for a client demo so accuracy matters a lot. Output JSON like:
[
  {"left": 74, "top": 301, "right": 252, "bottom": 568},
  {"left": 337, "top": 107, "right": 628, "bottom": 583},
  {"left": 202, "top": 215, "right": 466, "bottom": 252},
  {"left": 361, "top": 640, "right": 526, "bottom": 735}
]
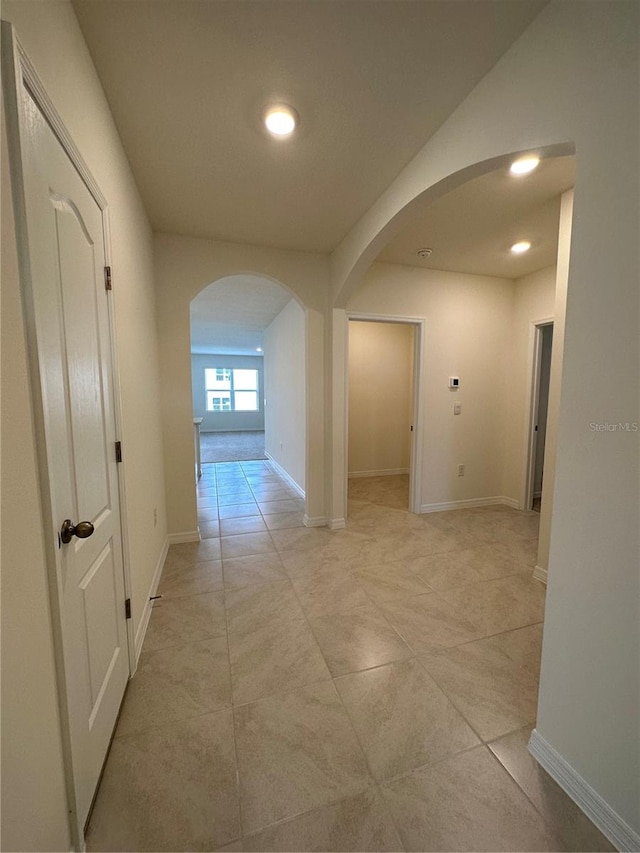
[
  {"left": 53, "top": 197, "right": 111, "bottom": 520},
  {"left": 12, "top": 75, "right": 130, "bottom": 833}
]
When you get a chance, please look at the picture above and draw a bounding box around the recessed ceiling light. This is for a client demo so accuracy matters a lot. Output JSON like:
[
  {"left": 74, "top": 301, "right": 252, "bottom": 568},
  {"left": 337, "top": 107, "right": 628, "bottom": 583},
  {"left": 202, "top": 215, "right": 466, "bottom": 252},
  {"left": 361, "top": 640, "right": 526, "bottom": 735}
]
[
  {"left": 256, "top": 347, "right": 263, "bottom": 353},
  {"left": 511, "top": 240, "right": 532, "bottom": 254},
  {"left": 264, "top": 104, "right": 298, "bottom": 137},
  {"left": 510, "top": 156, "right": 540, "bottom": 175}
]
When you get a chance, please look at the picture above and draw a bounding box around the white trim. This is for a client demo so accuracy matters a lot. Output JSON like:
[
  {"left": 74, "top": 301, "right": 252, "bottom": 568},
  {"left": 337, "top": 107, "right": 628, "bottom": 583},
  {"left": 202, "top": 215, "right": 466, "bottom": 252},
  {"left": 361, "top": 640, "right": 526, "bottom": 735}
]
[
  {"left": 522, "top": 317, "right": 554, "bottom": 511},
  {"left": 348, "top": 467, "right": 409, "bottom": 478},
  {"left": 329, "top": 517, "right": 346, "bottom": 530},
  {"left": 133, "top": 537, "right": 168, "bottom": 668},
  {"left": 303, "top": 514, "right": 328, "bottom": 528},
  {"left": 529, "top": 729, "right": 640, "bottom": 852},
  {"left": 265, "top": 452, "right": 305, "bottom": 498},
  {"left": 420, "top": 496, "right": 520, "bottom": 513},
  {"left": 533, "top": 565, "right": 548, "bottom": 584},
  {"left": 167, "top": 530, "right": 201, "bottom": 544}
]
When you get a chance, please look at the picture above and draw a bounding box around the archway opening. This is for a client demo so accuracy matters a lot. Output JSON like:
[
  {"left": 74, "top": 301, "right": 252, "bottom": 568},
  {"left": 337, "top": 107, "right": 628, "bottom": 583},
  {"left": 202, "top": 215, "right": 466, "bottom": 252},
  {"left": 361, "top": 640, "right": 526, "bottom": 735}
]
[{"left": 190, "top": 274, "right": 308, "bottom": 538}]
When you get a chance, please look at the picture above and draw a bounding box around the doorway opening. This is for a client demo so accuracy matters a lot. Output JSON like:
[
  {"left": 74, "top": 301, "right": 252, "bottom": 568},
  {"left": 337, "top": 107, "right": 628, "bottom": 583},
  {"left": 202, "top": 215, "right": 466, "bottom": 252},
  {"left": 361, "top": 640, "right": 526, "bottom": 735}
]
[
  {"left": 525, "top": 321, "right": 554, "bottom": 513},
  {"left": 189, "top": 275, "right": 307, "bottom": 514},
  {"left": 346, "top": 315, "right": 424, "bottom": 516}
]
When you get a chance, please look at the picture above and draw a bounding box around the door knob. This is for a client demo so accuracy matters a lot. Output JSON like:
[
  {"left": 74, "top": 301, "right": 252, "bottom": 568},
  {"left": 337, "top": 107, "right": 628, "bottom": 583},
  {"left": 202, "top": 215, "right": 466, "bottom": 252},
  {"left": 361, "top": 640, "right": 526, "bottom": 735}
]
[{"left": 60, "top": 519, "right": 95, "bottom": 544}]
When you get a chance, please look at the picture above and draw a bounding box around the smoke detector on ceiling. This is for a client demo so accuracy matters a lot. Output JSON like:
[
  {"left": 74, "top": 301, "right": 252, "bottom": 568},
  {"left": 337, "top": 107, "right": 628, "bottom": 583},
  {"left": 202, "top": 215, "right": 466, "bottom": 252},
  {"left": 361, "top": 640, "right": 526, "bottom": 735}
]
[{"left": 417, "top": 248, "right": 433, "bottom": 260}]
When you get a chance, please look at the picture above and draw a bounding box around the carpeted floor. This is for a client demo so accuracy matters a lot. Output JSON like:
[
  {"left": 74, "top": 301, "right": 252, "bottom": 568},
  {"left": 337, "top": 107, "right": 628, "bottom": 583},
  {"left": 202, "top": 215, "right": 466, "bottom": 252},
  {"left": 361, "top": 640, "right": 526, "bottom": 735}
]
[{"left": 200, "top": 430, "right": 266, "bottom": 463}]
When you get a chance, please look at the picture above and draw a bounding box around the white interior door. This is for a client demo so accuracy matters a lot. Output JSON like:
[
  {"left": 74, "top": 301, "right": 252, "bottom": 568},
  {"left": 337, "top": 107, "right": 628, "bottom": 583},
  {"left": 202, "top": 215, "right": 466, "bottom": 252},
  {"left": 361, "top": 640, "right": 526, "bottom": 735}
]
[{"left": 6, "top": 42, "right": 130, "bottom": 836}]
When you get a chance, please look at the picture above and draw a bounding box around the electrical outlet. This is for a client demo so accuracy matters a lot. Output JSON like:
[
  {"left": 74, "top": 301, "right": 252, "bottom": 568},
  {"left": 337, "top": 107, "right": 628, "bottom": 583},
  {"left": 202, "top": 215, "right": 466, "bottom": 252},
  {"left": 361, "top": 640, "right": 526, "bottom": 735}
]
[
  {"left": 153, "top": 507, "right": 157, "bottom": 527},
  {"left": 457, "top": 464, "right": 465, "bottom": 477}
]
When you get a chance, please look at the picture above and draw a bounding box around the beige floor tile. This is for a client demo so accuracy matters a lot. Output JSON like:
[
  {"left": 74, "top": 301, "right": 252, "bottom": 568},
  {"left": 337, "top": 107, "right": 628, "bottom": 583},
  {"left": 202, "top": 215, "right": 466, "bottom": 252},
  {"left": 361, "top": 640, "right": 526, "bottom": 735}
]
[
  {"left": 220, "top": 515, "right": 268, "bottom": 536},
  {"left": 290, "top": 566, "right": 370, "bottom": 617},
  {"left": 200, "top": 521, "right": 221, "bottom": 539},
  {"left": 263, "top": 511, "right": 305, "bottom": 530},
  {"left": 353, "top": 560, "right": 432, "bottom": 602},
  {"left": 229, "top": 618, "right": 330, "bottom": 705},
  {"left": 378, "top": 593, "right": 484, "bottom": 656},
  {"left": 488, "top": 726, "right": 616, "bottom": 852},
  {"left": 163, "top": 538, "right": 222, "bottom": 570},
  {"left": 381, "top": 745, "right": 562, "bottom": 851},
  {"left": 242, "top": 787, "right": 402, "bottom": 852},
  {"left": 158, "top": 558, "right": 224, "bottom": 599},
  {"left": 309, "top": 601, "right": 413, "bottom": 676},
  {"left": 234, "top": 681, "right": 371, "bottom": 835},
  {"left": 421, "top": 623, "right": 543, "bottom": 741},
  {"left": 336, "top": 658, "right": 479, "bottom": 781},
  {"left": 437, "top": 574, "right": 546, "bottom": 636},
  {"left": 86, "top": 711, "right": 240, "bottom": 852},
  {"left": 223, "top": 552, "right": 287, "bottom": 589},
  {"left": 115, "top": 638, "right": 231, "bottom": 737},
  {"left": 219, "top": 502, "right": 260, "bottom": 519},
  {"left": 143, "top": 592, "right": 226, "bottom": 651},
  {"left": 218, "top": 490, "right": 255, "bottom": 506},
  {"left": 270, "top": 526, "right": 333, "bottom": 552},
  {"left": 407, "top": 550, "right": 485, "bottom": 591},
  {"left": 225, "top": 579, "right": 305, "bottom": 634},
  {"left": 198, "top": 506, "right": 220, "bottom": 522},
  {"left": 221, "top": 531, "right": 276, "bottom": 559},
  {"left": 258, "top": 498, "right": 305, "bottom": 514}
]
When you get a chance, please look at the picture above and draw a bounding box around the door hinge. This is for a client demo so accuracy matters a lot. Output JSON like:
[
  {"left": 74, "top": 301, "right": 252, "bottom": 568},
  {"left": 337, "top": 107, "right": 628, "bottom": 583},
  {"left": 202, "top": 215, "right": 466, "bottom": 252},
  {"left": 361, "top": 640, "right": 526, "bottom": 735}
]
[
  {"left": 115, "top": 440, "right": 122, "bottom": 463},
  {"left": 104, "top": 265, "right": 112, "bottom": 291},
  {"left": 125, "top": 598, "right": 131, "bottom": 619}
]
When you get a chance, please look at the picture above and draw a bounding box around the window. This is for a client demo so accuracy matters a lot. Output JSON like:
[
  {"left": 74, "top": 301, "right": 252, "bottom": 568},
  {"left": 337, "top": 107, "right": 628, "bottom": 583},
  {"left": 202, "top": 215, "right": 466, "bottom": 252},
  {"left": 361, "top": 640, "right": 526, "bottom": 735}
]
[{"left": 205, "top": 368, "right": 259, "bottom": 412}]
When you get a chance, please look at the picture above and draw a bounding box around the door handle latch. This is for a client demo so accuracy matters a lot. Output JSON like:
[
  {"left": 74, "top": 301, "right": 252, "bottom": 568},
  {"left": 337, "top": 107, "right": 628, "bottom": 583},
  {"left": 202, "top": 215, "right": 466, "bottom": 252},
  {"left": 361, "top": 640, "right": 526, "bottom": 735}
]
[{"left": 60, "top": 519, "right": 95, "bottom": 544}]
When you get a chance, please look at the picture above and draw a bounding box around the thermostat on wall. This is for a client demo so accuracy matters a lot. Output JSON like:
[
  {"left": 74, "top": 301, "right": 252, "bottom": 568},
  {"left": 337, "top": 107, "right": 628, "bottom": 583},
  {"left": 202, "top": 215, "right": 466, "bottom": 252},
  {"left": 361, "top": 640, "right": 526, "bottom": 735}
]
[{"left": 449, "top": 376, "right": 460, "bottom": 389}]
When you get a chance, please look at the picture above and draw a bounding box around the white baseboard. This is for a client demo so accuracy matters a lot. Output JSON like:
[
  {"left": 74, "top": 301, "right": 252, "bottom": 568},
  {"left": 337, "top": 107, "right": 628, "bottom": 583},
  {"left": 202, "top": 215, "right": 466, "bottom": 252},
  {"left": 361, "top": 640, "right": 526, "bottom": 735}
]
[
  {"left": 304, "top": 514, "right": 328, "bottom": 528},
  {"left": 529, "top": 729, "right": 639, "bottom": 851},
  {"left": 420, "top": 496, "right": 521, "bottom": 513},
  {"left": 265, "top": 452, "right": 305, "bottom": 499},
  {"left": 533, "top": 565, "right": 548, "bottom": 584},
  {"left": 348, "top": 468, "right": 409, "bottom": 479},
  {"left": 133, "top": 536, "right": 168, "bottom": 667},
  {"left": 329, "top": 517, "right": 346, "bottom": 530},
  {"left": 167, "top": 530, "right": 201, "bottom": 544}
]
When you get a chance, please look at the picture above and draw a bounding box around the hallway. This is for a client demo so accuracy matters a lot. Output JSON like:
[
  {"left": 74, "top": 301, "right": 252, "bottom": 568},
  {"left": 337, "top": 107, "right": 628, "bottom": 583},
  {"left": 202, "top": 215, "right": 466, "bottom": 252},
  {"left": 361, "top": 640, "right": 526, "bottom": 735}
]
[{"left": 86, "top": 468, "right": 612, "bottom": 852}]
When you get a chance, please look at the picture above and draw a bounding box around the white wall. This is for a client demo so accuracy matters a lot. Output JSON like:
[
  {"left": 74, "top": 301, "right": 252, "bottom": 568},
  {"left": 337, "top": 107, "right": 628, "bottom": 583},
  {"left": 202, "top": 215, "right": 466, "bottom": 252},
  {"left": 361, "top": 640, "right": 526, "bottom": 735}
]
[
  {"left": 348, "top": 321, "right": 413, "bottom": 476},
  {"left": 191, "top": 354, "right": 264, "bottom": 432},
  {"left": 264, "top": 299, "right": 306, "bottom": 491},
  {"left": 332, "top": 2, "right": 639, "bottom": 839},
  {"left": 1, "top": 3, "right": 167, "bottom": 849},
  {"left": 347, "top": 262, "right": 513, "bottom": 510},
  {"left": 154, "top": 232, "right": 328, "bottom": 535}
]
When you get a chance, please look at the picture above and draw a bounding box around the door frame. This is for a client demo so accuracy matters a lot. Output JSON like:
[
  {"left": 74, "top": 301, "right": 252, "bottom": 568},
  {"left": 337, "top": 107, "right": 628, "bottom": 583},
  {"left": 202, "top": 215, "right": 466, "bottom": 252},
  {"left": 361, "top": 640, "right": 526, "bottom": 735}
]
[
  {"left": 345, "top": 312, "right": 425, "bottom": 516},
  {"left": 522, "top": 317, "right": 554, "bottom": 512},
  {"left": 2, "top": 24, "right": 134, "bottom": 848}
]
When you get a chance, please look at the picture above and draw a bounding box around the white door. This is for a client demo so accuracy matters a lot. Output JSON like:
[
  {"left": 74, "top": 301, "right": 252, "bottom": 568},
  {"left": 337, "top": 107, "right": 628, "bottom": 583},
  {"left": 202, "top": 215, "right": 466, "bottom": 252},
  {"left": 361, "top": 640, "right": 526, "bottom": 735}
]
[{"left": 6, "top": 46, "right": 130, "bottom": 835}]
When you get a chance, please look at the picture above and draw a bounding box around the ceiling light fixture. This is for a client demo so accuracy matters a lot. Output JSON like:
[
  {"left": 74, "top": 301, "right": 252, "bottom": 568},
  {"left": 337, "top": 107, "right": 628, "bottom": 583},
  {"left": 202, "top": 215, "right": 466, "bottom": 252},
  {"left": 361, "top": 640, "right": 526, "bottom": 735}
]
[
  {"left": 417, "top": 248, "right": 433, "bottom": 260},
  {"left": 511, "top": 240, "right": 532, "bottom": 254},
  {"left": 264, "top": 104, "right": 298, "bottom": 137},
  {"left": 256, "top": 347, "right": 263, "bottom": 353},
  {"left": 510, "top": 156, "right": 540, "bottom": 175}
]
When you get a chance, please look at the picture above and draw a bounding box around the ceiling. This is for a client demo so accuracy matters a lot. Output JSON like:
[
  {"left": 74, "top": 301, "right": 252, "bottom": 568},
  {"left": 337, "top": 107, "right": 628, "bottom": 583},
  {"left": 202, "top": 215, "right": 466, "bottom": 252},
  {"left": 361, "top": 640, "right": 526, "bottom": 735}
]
[
  {"left": 380, "top": 155, "right": 576, "bottom": 278},
  {"left": 71, "top": 0, "right": 571, "bottom": 355},
  {"left": 71, "top": 0, "right": 548, "bottom": 253},
  {"left": 190, "top": 276, "right": 291, "bottom": 355}
]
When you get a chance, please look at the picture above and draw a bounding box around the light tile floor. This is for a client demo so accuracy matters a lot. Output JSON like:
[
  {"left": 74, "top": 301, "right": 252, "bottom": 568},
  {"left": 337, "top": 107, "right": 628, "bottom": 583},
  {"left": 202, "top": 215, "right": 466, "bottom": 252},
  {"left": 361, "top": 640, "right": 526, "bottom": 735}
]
[{"left": 86, "top": 466, "right": 614, "bottom": 852}]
